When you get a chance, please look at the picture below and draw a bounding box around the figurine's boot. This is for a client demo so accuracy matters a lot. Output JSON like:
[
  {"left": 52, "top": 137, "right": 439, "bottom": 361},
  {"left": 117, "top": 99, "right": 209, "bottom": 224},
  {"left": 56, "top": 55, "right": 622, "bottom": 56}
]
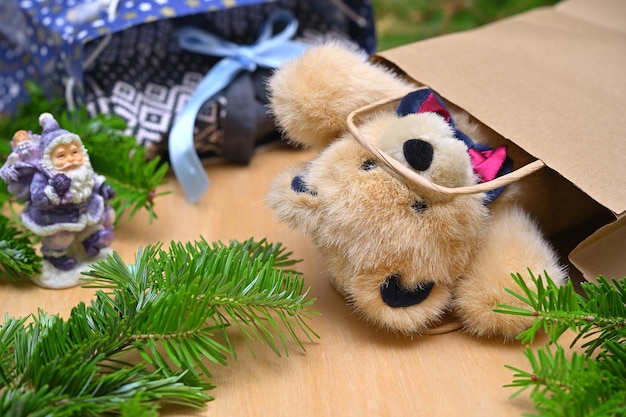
[
  {"left": 41, "top": 232, "right": 77, "bottom": 271},
  {"left": 82, "top": 228, "right": 114, "bottom": 257},
  {"left": 43, "top": 255, "right": 77, "bottom": 271}
]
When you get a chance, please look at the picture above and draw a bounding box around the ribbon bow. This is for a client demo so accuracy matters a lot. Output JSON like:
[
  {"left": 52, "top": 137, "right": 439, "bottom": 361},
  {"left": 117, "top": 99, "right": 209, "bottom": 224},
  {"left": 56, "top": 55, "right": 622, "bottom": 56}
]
[
  {"left": 396, "top": 89, "right": 513, "bottom": 204},
  {"left": 169, "top": 10, "right": 308, "bottom": 203}
]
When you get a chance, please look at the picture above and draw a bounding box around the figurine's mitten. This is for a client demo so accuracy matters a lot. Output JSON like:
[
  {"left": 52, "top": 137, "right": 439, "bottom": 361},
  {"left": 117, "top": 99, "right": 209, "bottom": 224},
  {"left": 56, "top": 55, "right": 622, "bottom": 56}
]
[
  {"left": 51, "top": 173, "right": 71, "bottom": 195},
  {"left": 99, "top": 183, "right": 115, "bottom": 200}
]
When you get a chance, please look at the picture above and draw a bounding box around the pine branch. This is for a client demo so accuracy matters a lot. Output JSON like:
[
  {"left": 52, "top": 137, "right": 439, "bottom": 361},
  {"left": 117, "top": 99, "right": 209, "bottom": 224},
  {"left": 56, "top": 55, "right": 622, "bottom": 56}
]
[
  {"left": 496, "top": 273, "right": 626, "bottom": 417},
  {"left": 0, "top": 215, "right": 41, "bottom": 281},
  {"left": 495, "top": 273, "right": 626, "bottom": 351},
  {"left": 0, "top": 238, "right": 318, "bottom": 415},
  {"left": 506, "top": 345, "right": 626, "bottom": 417}
]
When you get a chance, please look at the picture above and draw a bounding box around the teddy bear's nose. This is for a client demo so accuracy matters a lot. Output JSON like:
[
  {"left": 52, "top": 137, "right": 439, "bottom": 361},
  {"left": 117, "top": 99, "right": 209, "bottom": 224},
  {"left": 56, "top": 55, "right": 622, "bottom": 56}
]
[{"left": 403, "top": 139, "right": 434, "bottom": 171}]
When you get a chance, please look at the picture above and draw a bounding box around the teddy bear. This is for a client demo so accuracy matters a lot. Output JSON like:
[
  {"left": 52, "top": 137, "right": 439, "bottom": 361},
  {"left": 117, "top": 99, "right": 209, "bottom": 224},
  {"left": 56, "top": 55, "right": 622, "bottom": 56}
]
[{"left": 265, "top": 43, "right": 603, "bottom": 340}]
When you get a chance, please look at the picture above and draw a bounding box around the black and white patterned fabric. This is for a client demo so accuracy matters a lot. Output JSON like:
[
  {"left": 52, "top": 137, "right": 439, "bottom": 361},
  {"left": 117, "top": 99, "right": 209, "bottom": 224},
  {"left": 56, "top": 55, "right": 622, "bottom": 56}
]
[{"left": 83, "top": 0, "right": 376, "bottom": 163}]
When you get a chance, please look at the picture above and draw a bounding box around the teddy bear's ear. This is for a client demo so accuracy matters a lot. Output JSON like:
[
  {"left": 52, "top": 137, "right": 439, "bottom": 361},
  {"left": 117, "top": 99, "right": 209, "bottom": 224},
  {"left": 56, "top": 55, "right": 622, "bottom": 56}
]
[
  {"left": 396, "top": 89, "right": 453, "bottom": 123},
  {"left": 390, "top": 89, "right": 515, "bottom": 204},
  {"left": 267, "top": 42, "right": 416, "bottom": 149}
]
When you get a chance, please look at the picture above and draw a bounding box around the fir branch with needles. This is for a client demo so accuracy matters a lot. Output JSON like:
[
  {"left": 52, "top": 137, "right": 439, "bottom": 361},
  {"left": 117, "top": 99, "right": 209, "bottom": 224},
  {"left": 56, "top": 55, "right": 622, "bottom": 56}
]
[
  {"left": 0, "top": 238, "right": 318, "bottom": 416},
  {"left": 495, "top": 273, "right": 626, "bottom": 417},
  {"left": 0, "top": 216, "right": 40, "bottom": 281}
]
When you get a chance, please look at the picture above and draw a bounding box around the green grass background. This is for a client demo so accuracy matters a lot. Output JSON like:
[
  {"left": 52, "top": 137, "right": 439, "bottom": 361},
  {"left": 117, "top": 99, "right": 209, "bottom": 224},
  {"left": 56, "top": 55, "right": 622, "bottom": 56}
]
[{"left": 372, "top": 0, "right": 560, "bottom": 51}]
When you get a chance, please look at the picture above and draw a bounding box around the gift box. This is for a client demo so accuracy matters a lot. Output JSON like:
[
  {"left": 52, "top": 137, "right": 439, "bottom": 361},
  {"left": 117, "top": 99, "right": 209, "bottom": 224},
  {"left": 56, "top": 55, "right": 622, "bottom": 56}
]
[{"left": 373, "top": 0, "right": 626, "bottom": 282}]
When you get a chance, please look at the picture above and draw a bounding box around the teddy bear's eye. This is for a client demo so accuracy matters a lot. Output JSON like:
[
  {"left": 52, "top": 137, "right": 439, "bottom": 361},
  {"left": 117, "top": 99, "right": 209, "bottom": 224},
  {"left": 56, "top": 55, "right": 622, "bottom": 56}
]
[
  {"left": 411, "top": 200, "right": 428, "bottom": 214},
  {"left": 361, "top": 159, "right": 377, "bottom": 171}
]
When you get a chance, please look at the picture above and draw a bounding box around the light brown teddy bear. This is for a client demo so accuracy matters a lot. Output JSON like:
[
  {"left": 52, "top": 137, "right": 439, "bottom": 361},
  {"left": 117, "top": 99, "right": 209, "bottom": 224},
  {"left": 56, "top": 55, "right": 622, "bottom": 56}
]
[{"left": 266, "top": 43, "right": 598, "bottom": 340}]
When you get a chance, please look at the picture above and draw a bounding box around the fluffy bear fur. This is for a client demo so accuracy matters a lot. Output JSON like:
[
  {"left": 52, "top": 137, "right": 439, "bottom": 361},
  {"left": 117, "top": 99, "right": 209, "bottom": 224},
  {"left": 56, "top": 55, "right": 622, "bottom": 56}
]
[{"left": 266, "top": 43, "right": 600, "bottom": 339}]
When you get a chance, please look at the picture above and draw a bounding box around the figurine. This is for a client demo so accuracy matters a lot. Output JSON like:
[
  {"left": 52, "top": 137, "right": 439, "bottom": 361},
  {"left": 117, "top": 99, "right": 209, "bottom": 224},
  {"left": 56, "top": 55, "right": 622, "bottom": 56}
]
[{"left": 0, "top": 113, "right": 116, "bottom": 288}]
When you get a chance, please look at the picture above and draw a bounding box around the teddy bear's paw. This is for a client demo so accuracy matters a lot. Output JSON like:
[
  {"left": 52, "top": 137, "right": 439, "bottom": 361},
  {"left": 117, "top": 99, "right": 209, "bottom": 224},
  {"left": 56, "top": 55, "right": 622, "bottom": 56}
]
[
  {"left": 267, "top": 167, "right": 321, "bottom": 231},
  {"left": 290, "top": 175, "right": 317, "bottom": 196},
  {"left": 454, "top": 271, "right": 564, "bottom": 341},
  {"left": 454, "top": 205, "right": 567, "bottom": 340},
  {"left": 267, "top": 42, "right": 415, "bottom": 149},
  {"left": 453, "top": 281, "right": 535, "bottom": 340},
  {"left": 346, "top": 271, "right": 454, "bottom": 334}
]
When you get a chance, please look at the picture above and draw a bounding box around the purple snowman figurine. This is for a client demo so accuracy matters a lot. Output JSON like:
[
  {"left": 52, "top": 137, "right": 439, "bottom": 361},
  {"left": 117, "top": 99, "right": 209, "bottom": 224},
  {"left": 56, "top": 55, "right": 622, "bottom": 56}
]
[{"left": 0, "top": 113, "right": 116, "bottom": 288}]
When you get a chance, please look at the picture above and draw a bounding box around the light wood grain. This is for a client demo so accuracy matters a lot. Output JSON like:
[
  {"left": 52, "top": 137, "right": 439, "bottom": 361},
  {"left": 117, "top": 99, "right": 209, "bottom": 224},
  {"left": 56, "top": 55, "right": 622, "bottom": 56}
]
[{"left": 1, "top": 145, "right": 571, "bottom": 417}]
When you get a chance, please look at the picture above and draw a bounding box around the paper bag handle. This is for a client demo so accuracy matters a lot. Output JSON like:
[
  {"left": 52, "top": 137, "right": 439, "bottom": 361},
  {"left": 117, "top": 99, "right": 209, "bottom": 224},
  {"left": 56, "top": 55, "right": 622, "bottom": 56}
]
[{"left": 346, "top": 94, "right": 546, "bottom": 196}]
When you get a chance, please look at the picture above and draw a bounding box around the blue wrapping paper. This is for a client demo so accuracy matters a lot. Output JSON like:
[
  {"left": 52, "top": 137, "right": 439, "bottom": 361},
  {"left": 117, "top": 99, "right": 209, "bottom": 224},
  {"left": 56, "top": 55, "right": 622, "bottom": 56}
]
[{"left": 0, "top": 0, "right": 270, "bottom": 113}]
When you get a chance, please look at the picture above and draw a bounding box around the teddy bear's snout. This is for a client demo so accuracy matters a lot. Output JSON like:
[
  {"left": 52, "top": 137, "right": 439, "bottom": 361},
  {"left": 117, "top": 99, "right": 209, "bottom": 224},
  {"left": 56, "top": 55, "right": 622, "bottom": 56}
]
[
  {"left": 403, "top": 139, "right": 434, "bottom": 172},
  {"left": 380, "top": 273, "right": 434, "bottom": 308}
]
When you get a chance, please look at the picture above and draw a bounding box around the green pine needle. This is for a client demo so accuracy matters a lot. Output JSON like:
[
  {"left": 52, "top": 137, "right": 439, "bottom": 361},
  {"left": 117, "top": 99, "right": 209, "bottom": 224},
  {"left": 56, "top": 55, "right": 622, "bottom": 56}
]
[
  {"left": 0, "top": 215, "right": 41, "bottom": 281},
  {"left": 496, "top": 272, "right": 626, "bottom": 417},
  {"left": 0, "top": 237, "right": 318, "bottom": 415}
]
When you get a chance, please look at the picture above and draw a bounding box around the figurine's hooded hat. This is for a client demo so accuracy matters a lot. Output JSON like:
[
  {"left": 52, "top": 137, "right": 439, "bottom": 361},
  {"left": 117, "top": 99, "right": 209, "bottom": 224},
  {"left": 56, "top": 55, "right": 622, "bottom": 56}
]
[
  {"left": 38, "top": 112, "right": 83, "bottom": 154},
  {"left": 37, "top": 113, "right": 90, "bottom": 173}
]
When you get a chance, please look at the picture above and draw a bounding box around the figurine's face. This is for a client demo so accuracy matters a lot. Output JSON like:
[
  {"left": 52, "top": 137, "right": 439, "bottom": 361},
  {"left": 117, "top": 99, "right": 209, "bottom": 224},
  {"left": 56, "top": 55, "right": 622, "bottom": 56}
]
[{"left": 51, "top": 141, "right": 84, "bottom": 172}]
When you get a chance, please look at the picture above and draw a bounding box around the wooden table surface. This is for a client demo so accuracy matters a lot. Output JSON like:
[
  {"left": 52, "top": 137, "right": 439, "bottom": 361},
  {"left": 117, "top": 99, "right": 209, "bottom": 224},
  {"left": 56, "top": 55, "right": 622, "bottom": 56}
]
[{"left": 1, "top": 145, "right": 572, "bottom": 417}]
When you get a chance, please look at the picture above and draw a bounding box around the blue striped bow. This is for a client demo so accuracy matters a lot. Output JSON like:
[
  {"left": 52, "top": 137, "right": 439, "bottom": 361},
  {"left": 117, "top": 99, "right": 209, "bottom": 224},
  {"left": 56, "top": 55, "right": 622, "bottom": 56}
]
[{"left": 169, "top": 9, "right": 307, "bottom": 203}]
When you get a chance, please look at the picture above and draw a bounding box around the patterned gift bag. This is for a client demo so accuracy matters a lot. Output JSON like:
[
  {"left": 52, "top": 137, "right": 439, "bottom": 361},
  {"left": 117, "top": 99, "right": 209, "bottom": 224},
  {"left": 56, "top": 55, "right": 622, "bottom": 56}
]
[{"left": 1, "top": 0, "right": 272, "bottom": 113}]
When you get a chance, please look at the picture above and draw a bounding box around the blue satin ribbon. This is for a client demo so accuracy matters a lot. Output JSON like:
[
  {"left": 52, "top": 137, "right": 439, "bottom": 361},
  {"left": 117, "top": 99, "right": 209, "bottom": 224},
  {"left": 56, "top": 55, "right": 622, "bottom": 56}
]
[{"left": 169, "top": 9, "right": 307, "bottom": 203}]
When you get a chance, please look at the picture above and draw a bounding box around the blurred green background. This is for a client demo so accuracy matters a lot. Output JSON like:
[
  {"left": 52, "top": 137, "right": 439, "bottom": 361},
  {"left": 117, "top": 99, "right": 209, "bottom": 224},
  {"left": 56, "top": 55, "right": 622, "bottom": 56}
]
[{"left": 371, "top": 0, "right": 560, "bottom": 51}]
